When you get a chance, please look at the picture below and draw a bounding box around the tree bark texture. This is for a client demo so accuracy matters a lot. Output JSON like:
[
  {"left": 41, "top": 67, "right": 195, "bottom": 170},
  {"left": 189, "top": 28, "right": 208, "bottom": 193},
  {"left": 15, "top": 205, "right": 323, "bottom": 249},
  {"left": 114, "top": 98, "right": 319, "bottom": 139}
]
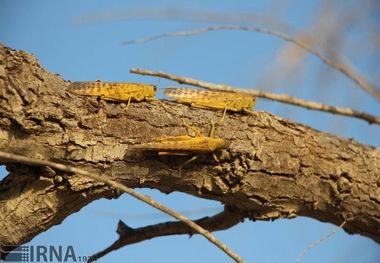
[{"left": 0, "top": 44, "right": 379, "bottom": 248}]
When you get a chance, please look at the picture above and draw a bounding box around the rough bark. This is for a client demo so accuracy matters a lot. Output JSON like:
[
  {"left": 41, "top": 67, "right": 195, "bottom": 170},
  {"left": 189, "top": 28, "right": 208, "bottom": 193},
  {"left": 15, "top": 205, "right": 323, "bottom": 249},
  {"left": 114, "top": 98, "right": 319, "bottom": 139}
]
[{"left": 0, "top": 44, "right": 379, "bottom": 249}]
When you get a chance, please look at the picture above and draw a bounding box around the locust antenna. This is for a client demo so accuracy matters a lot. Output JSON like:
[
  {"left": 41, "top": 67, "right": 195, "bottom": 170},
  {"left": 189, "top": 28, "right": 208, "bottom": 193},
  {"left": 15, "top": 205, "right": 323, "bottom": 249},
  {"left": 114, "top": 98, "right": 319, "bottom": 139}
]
[{"left": 156, "top": 77, "right": 161, "bottom": 89}]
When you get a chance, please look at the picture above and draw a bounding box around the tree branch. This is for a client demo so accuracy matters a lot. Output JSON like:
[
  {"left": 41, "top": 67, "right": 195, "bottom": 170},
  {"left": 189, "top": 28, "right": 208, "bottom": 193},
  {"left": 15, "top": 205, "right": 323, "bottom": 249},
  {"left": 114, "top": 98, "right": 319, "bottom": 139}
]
[
  {"left": 0, "top": 151, "right": 244, "bottom": 263},
  {"left": 130, "top": 68, "right": 380, "bottom": 124},
  {"left": 88, "top": 206, "right": 245, "bottom": 262},
  {"left": 0, "top": 44, "right": 379, "bottom": 255},
  {"left": 123, "top": 25, "right": 380, "bottom": 101}
]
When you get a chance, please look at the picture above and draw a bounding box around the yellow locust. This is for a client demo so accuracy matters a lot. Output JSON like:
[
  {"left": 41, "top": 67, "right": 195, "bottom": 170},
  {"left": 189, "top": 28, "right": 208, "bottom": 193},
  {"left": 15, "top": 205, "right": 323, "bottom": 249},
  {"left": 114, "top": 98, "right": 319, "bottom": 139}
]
[
  {"left": 68, "top": 81, "right": 157, "bottom": 109},
  {"left": 134, "top": 121, "right": 228, "bottom": 169},
  {"left": 164, "top": 87, "right": 256, "bottom": 121}
]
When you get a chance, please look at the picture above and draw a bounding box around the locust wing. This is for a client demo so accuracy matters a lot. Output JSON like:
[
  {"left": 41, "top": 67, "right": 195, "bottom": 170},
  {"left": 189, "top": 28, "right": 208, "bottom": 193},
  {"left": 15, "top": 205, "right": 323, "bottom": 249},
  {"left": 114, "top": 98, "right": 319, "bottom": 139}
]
[
  {"left": 69, "top": 81, "right": 156, "bottom": 101},
  {"left": 164, "top": 87, "right": 255, "bottom": 111}
]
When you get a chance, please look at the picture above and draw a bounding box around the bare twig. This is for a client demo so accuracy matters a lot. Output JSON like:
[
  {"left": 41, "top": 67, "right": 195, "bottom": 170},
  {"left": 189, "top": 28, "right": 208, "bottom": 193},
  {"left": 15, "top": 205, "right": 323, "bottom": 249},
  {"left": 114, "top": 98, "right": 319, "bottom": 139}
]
[
  {"left": 123, "top": 25, "right": 380, "bottom": 101},
  {"left": 88, "top": 206, "right": 245, "bottom": 262},
  {"left": 296, "top": 220, "right": 347, "bottom": 263},
  {"left": 130, "top": 68, "right": 380, "bottom": 125},
  {"left": 0, "top": 151, "right": 244, "bottom": 263},
  {"left": 75, "top": 8, "right": 292, "bottom": 33}
]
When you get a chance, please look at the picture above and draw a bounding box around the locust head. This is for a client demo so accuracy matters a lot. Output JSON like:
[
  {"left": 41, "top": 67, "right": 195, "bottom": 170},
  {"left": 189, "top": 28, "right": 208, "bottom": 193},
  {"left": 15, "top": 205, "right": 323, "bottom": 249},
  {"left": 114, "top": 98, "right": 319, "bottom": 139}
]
[
  {"left": 147, "top": 85, "right": 158, "bottom": 98},
  {"left": 240, "top": 95, "right": 256, "bottom": 111},
  {"left": 208, "top": 138, "right": 229, "bottom": 151}
]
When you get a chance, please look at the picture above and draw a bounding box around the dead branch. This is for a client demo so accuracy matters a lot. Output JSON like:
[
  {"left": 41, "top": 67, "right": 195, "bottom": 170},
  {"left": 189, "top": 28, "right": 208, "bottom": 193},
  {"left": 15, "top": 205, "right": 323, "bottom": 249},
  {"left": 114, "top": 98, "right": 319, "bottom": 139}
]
[
  {"left": 88, "top": 206, "right": 245, "bottom": 262},
  {"left": 130, "top": 68, "right": 380, "bottom": 124},
  {"left": 75, "top": 8, "right": 292, "bottom": 33},
  {"left": 123, "top": 25, "right": 380, "bottom": 101},
  {"left": 296, "top": 220, "right": 347, "bottom": 263}
]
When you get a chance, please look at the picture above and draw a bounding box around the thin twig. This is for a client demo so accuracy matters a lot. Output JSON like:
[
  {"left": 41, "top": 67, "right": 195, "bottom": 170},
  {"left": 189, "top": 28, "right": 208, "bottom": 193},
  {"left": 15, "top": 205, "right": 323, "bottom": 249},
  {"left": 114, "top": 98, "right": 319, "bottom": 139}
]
[
  {"left": 296, "top": 220, "right": 347, "bottom": 263},
  {"left": 130, "top": 68, "right": 380, "bottom": 125},
  {"left": 0, "top": 151, "right": 244, "bottom": 263},
  {"left": 88, "top": 207, "right": 245, "bottom": 262},
  {"left": 123, "top": 25, "right": 380, "bottom": 102}
]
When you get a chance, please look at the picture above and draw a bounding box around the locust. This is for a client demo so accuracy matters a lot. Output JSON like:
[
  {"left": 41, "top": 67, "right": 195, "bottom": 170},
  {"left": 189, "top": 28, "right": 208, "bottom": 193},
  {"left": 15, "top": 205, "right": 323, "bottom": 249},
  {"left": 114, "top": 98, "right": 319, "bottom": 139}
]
[
  {"left": 134, "top": 121, "right": 228, "bottom": 169},
  {"left": 164, "top": 87, "right": 256, "bottom": 122},
  {"left": 68, "top": 81, "right": 157, "bottom": 110}
]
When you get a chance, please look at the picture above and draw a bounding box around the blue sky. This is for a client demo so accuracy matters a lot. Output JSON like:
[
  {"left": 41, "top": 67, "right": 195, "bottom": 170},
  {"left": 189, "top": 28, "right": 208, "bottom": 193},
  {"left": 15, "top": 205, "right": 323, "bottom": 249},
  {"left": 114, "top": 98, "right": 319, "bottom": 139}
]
[{"left": 1, "top": 1, "right": 379, "bottom": 262}]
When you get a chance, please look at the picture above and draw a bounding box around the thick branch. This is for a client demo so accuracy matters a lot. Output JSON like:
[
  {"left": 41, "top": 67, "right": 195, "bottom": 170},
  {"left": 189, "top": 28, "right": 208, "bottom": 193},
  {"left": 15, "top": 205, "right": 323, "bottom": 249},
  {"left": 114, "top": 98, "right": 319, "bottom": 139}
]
[
  {"left": 0, "top": 44, "right": 379, "bottom": 251},
  {"left": 0, "top": 151, "right": 243, "bottom": 262}
]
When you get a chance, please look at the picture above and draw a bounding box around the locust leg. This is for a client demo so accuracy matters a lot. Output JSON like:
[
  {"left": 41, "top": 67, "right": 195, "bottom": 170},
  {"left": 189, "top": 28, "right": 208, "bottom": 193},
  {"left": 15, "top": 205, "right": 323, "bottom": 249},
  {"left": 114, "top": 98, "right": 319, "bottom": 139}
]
[
  {"left": 189, "top": 102, "right": 217, "bottom": 110},
  {"left": 124, "top": 97, "right": 132, "bottom": 111},
  {"left": 178, "top": 155, "right": 198, "bottom": 170},
  {"left": 209, "top": 122, "right": 216, "bottom": 138},
  {"left": 179, "top": 152, "right": 220, "bottom": 170},
  {"left": 158, "top": 151, "right": 190, "bottom": 156},
  {"left": 99, "top": 94, "right": 116, "bottom": 102},
  {"left": 220, "top": 108, "right": 227, "bottom": 123},
  {"left": 189, "top": 102, "right": 226, "bottom": 122},
  {"left": 242, "top": 108, "right": 254, "bottom": 116},
  {"left": 182, "top": 120, "right": 203, "bottom": 137},
  {"left": 157, "top": 151, "right": 196, "bottom": 170},
  {"left": 156, "top": 100, "right": 173, "bottom": 115},
  {"left": 212, "top": 153, "right": 222, "bottom": 167}
]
